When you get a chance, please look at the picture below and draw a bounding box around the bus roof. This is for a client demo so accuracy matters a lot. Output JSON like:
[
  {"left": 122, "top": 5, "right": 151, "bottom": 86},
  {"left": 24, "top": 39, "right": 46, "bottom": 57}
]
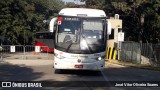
[{"left": 59, "top": 8, "right": 106, "bottom": 17}]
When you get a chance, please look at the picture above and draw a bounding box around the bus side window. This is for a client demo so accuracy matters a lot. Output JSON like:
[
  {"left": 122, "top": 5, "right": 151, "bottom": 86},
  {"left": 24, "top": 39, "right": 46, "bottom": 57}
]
[
  {"left": 40, "top": 34, "right": 43, "bottom": 39},
  {"left": 48, "top": 33, "right": 51, "bottom": 39}
]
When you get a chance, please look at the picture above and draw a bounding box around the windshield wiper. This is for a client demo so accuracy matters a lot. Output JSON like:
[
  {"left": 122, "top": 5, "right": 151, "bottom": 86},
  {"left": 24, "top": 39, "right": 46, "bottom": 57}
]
[
  {"left": 81, "top": 34, "right": 93, "bottom": 54},
  {"left": 65, "top": 37, "right": 74, "bottom": 52},
  {"left": 65, "top": 30, "right": 79, "bottom": 52}
]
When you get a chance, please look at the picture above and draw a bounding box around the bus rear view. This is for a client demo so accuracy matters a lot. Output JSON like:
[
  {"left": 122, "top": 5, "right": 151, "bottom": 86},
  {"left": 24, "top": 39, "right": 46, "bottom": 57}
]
[{"left": 54, "top": 8, "right": 108, "bottom": 71}]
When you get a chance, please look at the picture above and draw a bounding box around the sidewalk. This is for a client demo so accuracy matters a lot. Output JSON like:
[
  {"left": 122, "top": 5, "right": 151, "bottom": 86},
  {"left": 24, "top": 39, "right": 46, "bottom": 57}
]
[{"left": 0, "top": 60, "right": 54, "bottom": 66}]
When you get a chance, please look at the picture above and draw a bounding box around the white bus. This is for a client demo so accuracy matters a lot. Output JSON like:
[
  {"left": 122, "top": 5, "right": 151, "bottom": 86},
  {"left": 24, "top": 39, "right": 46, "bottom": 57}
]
[{"left": 53, "top": 8, "right": 110, "bottom": 71}]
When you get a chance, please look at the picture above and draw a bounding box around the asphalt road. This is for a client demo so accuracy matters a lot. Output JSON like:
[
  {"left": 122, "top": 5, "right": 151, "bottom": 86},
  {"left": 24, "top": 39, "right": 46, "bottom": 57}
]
[{"left": 0, "top": 60, "right": 160, "bottom": 90}]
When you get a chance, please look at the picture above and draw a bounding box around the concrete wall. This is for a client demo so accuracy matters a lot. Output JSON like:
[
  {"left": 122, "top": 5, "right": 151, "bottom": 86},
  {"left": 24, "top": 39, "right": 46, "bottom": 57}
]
[{"left": 107, "top": 19, "right": 122, "bottom": 48}]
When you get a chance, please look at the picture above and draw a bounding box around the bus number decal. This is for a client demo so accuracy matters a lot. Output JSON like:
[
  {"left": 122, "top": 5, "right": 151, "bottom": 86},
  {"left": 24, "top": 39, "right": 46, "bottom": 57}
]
[{"left": 64, "top": 18, "right": 79, "bottom": 21}]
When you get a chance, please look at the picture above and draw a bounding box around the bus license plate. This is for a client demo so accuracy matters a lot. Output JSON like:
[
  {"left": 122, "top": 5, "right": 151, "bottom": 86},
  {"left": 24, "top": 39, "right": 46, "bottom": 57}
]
[{"left": 75, "top": 65, "right": 83, "bottom": 68}]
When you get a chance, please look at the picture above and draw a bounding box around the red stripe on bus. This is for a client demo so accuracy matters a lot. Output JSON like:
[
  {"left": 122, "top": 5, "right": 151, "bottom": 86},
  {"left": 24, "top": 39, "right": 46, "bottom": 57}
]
[{"left": 35, "top": 41, "right": 54, "bottom": 53}]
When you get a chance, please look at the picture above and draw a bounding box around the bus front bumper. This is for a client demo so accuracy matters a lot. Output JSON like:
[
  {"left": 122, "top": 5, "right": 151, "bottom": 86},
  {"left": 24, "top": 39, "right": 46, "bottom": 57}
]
[{"left": 54, "top": 58, "right": 105, "bottom": 71}]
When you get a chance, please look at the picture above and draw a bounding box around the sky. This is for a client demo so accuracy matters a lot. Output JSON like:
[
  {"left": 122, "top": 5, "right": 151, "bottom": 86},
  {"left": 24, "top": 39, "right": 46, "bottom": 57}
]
[{"left": 62, "top": 0, "right": 85, "bottom": 5}]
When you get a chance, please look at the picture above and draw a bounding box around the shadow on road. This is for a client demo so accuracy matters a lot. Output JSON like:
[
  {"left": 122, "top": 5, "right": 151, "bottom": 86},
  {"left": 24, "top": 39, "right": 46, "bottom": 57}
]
[
  {"left": 55, "top": 69, "right": 101, "bottom": 76},
  {"left": 1, "top": 60, "right": 160, "bottom": 90},
  {"left": 0, "top": 62, "right": 43, "bottom": 81},
  {"left": 101, "top": 63, "right": 160, "bottom": 90},
  {"left": 0, "top": 61, "right": 52, "bottom": 90},
  {"left": 103, "top": 63, "right": 160, "bottom": 81}
]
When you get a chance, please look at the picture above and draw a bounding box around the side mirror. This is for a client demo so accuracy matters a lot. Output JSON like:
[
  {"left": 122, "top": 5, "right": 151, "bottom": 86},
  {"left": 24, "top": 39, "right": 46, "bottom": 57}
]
[{"left": 49, "top": 17, "right": 57, "bottom": 32}]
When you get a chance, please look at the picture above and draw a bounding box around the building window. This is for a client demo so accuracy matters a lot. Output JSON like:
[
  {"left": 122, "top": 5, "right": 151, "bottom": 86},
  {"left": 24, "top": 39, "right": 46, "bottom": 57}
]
[
  {"left": 118, "top": 28, "right": 122, "bottom": 32},
  {"left": 109, "top": 29, "right": 114, "bottom": 39}
]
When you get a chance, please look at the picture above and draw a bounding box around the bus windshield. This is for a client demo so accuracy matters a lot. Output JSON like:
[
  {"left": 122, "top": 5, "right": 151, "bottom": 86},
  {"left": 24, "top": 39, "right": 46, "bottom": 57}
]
[{"left": 55, "top": 16, "right": 106, "bottom": 54}]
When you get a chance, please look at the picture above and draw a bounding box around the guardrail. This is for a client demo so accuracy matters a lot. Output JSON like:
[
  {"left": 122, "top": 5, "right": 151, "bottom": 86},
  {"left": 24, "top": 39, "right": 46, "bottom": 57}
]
[{"left": 0, "top": 45, "right": 53, "bottom": 60}]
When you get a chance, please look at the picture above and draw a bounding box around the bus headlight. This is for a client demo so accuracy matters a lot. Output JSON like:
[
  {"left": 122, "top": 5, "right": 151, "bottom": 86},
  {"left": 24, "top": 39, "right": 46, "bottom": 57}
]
[
  {"left": 97, "top": 55, "right": 105, "bottom": 61},
  {"left": 92, "top": 55, "right": 105, "bottom": 61},
  {"left": 98, "top": 57, "right": 102, "bottom": 60}
]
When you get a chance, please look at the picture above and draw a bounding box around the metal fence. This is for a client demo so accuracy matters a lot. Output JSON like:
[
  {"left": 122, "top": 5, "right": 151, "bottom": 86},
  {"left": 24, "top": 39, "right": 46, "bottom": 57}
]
[
  {"left": 141, "top": 43, "right": 160, "bottom": 65},
  {"left": 119, "top": 42, "right": 160, "bottom": 66},
  {"left": 0, "top": 45, "right": 54, "bottom": 60},
  {"left": 120, "top": 42, "right": 141, "bottom": 64}
]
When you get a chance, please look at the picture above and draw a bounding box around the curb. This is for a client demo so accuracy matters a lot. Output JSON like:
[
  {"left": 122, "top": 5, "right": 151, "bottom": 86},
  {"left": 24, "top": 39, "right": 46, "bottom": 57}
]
[
  {"left": 107, "top": 60, "right": 160, "bottom": 71},
  {"left": 0, "top": 60, "right": 54, "bottom": 66}
]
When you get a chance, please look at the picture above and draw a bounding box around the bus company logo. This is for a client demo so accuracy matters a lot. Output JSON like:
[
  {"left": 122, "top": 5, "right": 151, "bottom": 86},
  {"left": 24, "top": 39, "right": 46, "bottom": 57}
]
[{"left": 2, "top": 82, "right": 11, "bottom": 87}]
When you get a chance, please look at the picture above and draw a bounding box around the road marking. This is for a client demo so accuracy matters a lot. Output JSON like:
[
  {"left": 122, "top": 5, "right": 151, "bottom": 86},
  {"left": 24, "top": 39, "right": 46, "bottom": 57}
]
[{"left": 100, "top": 69, "right": 109, "bottom": 81}]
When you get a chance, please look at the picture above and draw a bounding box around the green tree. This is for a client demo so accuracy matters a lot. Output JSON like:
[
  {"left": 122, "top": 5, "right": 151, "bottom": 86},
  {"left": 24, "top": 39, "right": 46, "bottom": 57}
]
[
  {"left": 85, "top": 0, "right": 160, "bottom": 43},
  {"left": 143, "top": 0, "right": 160, "bottom": 43},
  {"left": 0, "top": 0, "right": 28, "bottom": 44},
  {"left": 0, "top": 0, "right": 65, "bottom": 45}
]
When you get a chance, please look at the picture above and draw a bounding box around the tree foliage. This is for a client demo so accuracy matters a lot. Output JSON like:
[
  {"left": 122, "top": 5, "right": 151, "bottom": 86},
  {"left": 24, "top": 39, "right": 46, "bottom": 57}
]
[
  {"left": 83, "top": 0, "right": 160, "bottom": 43},
  {"left": 0, "top": 0, "right": 64, "bottom": 45},
  {"left": 1, "top": 0, "right": 159, "bottom": 44}
]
